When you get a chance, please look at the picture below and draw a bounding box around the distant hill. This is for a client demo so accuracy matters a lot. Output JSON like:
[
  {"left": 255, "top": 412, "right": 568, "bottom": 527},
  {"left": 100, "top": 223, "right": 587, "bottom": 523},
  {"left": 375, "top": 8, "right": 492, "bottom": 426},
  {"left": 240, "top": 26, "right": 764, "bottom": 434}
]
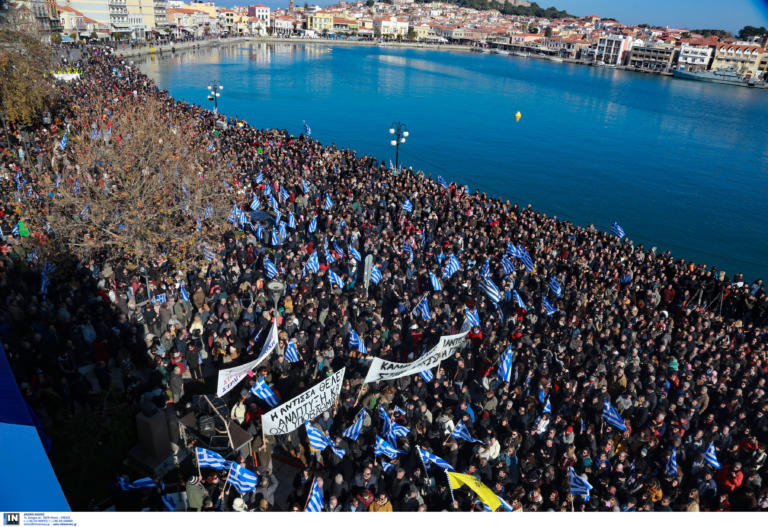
[{"left": 412, "top": 0, "right": 572, "bottom": 19}]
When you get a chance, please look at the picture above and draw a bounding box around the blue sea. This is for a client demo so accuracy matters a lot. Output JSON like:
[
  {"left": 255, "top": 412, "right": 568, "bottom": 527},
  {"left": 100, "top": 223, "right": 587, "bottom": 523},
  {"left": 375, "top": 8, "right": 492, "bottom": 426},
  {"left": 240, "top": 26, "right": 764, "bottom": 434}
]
[{"left": 137, "top": 42, "right": 768, "bottom": 281}]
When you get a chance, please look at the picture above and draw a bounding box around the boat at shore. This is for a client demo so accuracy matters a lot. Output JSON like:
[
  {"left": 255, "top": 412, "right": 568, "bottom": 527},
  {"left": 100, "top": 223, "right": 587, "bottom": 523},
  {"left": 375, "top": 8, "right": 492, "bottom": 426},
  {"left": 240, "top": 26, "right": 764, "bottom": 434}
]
[{"left": 672, "top": 67, "right": 759, "bottom": 87}]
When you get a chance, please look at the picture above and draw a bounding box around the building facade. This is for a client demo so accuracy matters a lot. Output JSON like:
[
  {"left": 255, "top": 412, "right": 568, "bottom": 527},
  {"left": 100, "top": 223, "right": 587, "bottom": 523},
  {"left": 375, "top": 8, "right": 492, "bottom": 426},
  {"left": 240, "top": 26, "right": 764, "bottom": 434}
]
[
  {"left": 627, "top": 42, "right": 675, "bottom": 72},
  {"left": 709, "top": 44, "right": 764, "bottom": 77},
  {"left": 677, "top": 43, "right": 713, "bottom": 71},
  {"left": 594, "top": 34, "right": 632, "bottom": 65}
]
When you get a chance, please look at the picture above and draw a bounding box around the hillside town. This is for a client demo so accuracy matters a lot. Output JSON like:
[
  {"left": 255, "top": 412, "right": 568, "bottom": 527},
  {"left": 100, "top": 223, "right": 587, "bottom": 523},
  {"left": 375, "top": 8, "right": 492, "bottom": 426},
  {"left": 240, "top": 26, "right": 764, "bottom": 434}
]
[{"left": 4, "top": 0, "right": 768, "bottom": 79}]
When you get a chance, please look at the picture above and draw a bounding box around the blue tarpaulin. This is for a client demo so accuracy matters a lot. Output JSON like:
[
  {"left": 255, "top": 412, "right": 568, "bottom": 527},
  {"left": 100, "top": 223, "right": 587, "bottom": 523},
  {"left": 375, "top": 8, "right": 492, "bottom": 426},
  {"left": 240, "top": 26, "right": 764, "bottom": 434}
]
[{"left": 0, "top": 342, "right": 70, "bottom": 511}]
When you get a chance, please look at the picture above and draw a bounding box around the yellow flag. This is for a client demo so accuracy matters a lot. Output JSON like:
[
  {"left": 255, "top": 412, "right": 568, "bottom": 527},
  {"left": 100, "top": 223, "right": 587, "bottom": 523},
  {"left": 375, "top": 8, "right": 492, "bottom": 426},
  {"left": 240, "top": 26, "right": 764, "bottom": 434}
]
[{"left": 446, "top": 471, "right": 501, "bottom": 511}]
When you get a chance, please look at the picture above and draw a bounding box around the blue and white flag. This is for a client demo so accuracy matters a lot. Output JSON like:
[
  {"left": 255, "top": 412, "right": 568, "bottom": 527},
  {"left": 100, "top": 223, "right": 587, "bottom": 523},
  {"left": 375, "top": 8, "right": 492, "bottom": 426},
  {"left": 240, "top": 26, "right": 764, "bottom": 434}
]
[
  {"left": 610, "top": 221, "right": 625, "bottom": 239},
  {"left": 179, "top": 284, "right": 190, "bottom": 303},
  {"left": 379, "top": 405, "right": 392, "bottom": 438},
  {"left": 442, "top": 254, "right": 461, "bottom": 279},
  {"left": 388, "top": 422, "right": 410, "bottom": 446},
  {"left": 480, "top": 277, "right": 503, "bottom": 306},
  {"left": 305, "top": 477, "right": 324, "bottom": 512},
  {"left": 250, "top": 194, "right": 261, "bottom": 210},
  {"left": 269, "top": 195, "right": 279, "bottom": 214},
  {"left": 543, "top": 396, "right": 551, "bottom": 415},
  {"left": 227, "top": 205, "right": 239, "bottom": 225},
  {"left": 602, "top": 400, "right": 627, "bottom": 431},
  {"left": 255, "top": 223, "right": 263, "bottom": 240},
  {"left": 348, "top": 245, "right": 362, "bottom": 262},
  {"left": 382, "top": 459, "right": 396, "bottom": 474},
  {"left": 328, "top": 269, "right": 344, "bottom": 290},
  {"left": 58, "top": 132, "right": 67, "bottom": 150},
  {"left": 413, "top": 296, "right": 431, "bottom": 321},
  {"left": 250, "top": 377, "right": 280, "bottom": 407},
  {"left": 420, "top": 368, "right": 434, "bottom": 382},
  {"left": 465, "top": 306, "right": 480, "bottom": 328},
  {"left": 403, "top": 240, "right": 413, "bottom": 262},
  {"left": 305, "top": 251, "right": 320, "bottom": 274},
  {"left": 452, "top": 422, "right": 483, "bottom": 443},
  {"left": 152, "top": 293, "right": 167, "bottom": 305},
  {"left": 324, "top": 193, "right": 333, "bottom": 210},
  {"left": 303, "top": 120, "right": 312, "bottom": 136},
  {"left": 500, "top": 255, "right": 515, "bottom": 275},
  {"left": 264, "top": 258, "right": 279, "bottom": 279},
  {"left": 288, "top": 212, "right": 296, "bottom": 229},
  {"left": 418, "top": 447, "right": 454, "bottom": 471},
  {"left": 403, "top": 199, "right": 413, "bottom": 213},
  {"left": 255, "top": 171, "right": 264, "bottom": 184},
  {"left": 506, "top": 242, "right": 521, "bottom": 258},
  {"left": 324, "top": 247, "right": 336, "bottom": 265},
  {"left": 429, "top": 271, "right": 442, "bottom": 291},
  {"left": 90, "top": 128, "right": 101, "bottom": 140},
  {"left": 517, "top": 245, "right": 534, "bottom": 272},
  {"left": 542, "top": 296, "right": 558, "bottom": 316},
  {"left": 370, "top": 265, "right": 383, "bottom": 285},
  {"left": 280, "top": 186, "right": 290, "bottom": 201},
  {"left": 548, "top": 276, "right": 562, "bottom": 298},
  {"left": 196, "top": 447, "right": 227, "bottom": 470},
  {"left": 279, "top": 221, "right": 288, "bottom": 240},
  {"left": 349, "top": 329, "right": 367, "bottom": 355},
  {"left": 512, "top": 290, "right": 526, "bottom": 310},
  {"left": 271, "top": 228, "right": 279, "bottom": 246},
  {"left": 285, "top": 340, "right": 300, "bottom": 363},
  {"left": 333, "top": 240, "right": 345, "bottom": 257},
  {"left": 305, "top": 421, "right": 345, "bottom": 458},
  {"left": 480, "top": 260, "right": 490, "bottom": 278},
  {"left": 374, "top": 435, "right": 403, "bottom": 459},
  {"left": 227, "top": 462, "right": 259, "bottom": 494},
  {"left": 263, "top": 184, "right": 272, "bottom": 197},
  {"left": 437, "top": 175, "right": 448, "bottom": 189},
  {"left": 342, "top": 409, "right": 368, "bottom": 441},
  {"left": 568, "top": 467, "right": 593, "bottom": 501},
  {"left": 704, "top": 442, "right": 721, "bottom": 469},
  {"left": 308, "top": 215, "right": 317, "bottom": 233},
  {"left": 302, "top": 179, "right": 310, "bottom": 194},
  {"left": 666, "top": 447, "right": 678, "bottom": 477},
  {"left": 498, "top": 346, "right": 513, "bottom": 383}
]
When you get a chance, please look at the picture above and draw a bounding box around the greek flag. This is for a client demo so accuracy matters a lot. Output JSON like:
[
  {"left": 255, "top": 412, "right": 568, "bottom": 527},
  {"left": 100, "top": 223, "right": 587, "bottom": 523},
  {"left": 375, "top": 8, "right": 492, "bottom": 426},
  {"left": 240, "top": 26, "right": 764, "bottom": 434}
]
[
  {"left": 250, "top": 194, "right": 260, "bottom": 210},
  {"left": 227, "top": 462, "right": 259, "bottom": 494},
  {"left": 305, "top": 477, "right": 324, "bottom": 512},
  {"left": 610, "top": 221, "right": 625, "bottom": 238},
  {"left": 285, "top": 340, "right": 300, "bottom": 363},
  {"left": 280, "top": 186, "right": 290, "bottom": 201},
  {"left": 438, "top": 175, "right": 448, "bottom": 189},
  {"left": 324, "top": 247, "right": 336, "bottom": 264},
  {"left": 370, "top": 265, "right": 383, "bottom": 285},
  {"left": 542, "top": 296, "right": 558, "bottom": 316},
  {"left": 250, "top": 377, "right": 280, "bottom": 407},
  {"left": 394, "top": 406, "right": 405, "bottom": 415},
  {"left": 348, "top": 245, "right": 362, "bottom": 262},
  {"left": 227, "top": 205, "right": 239, "bottom": 225},
  {"left": 343, "top": 409, "right": 368, "bottom": 441},
  {"left": 452, "top": 422, "right": 483, "bottom": 443},
  {"left": 202, "top": 244, "right": 216, "bottom": 262},
  {"left": 506, "top": 242, "right": 521, "bottom": 258},
  {"left": 465, "top": 306, "right": 480, "bottom": 328},
  {"left": 420, "top": 368, "right": 434, "bottom": 382},
  {"left": 271, "top": 229, "right": 279, "bottom": 246},
  {"left": 264, "top": 258, "right": 279, "bottom": 279},
  {"left": 568, "top": 467, "right": 593, "bottom": 501},
  {"left": 442, "top": 254, "right": 461, "bottom": 279},
  {"left": 302, "top": 179, "right": 310, "bottom": 193},
  {"left": 90, "top": 128, "right": 100, "bottom": 140},
  {"left": 288, "top": 212, "right": 296, "bottom": 229},
  {"left": 429, "top": 271, "right": 442, "bottom": 291},
  {"left": 382, "top": 460, "right": 396, "bottom": 474},
  {"left": 413, "top": 296, "right": 431, "bottom": 321},
  {"left": 263, "top": 184, "right": 272, "bottom": 197},
  {"left": 179, "top": 284, "right": 190, "bottom": 303},
  {"left": 196, "top": 447, "right": 227, "bottom": 469},
  {"left": 305, "top": 421, "right": 345, "bottom": 458},
  {"left": 498, "top": 346, "right": 513, "bottom": 383},
  {"left": 303, "top": 120, "right": 311, "bottom": 136},
  {"left": 58, "top": 132, "right": 67, "bottom": 150},
  {"left": 403, "top": 240, "right": 413, "bottom": 261},
  {"left": 255, "top": 171, "right": 264, "bottom": 184},
  {"left": 374, "top": 435, "right": 403, "bottom": 459},
  {"left": 704, "top": 442, "right": 721, "bottom": 469},
  {"left": 602, "top": 400, "right": 627, "bottom": 431},
  {"left": 517, "top": 245, "right": 534, "bottom": 272},
  {"left": 379, "top": 405, "right": 392, "bottom": 437},
  {"left": 418, "top": 447, "right": 454, "bottom": 471},
  {"left": 328, "top": 269, "right": 344, "bottom": 289},
  {"left": 255, "top": 223, "right": 263, "bottom": 240},
  {"left": 305, "top": 251, "right": 320, "bottom": 274},
  {"left": 269, "top": 195, "right": 280, "bottom": 214},
  {"left": 666, "top": 447, "right": 678, "bottom": 477},
  {"left": 479, "top": 277, "right": 502, "bottom": 306},
  {"left": 549, "top": 276, "right": 562, "bottom": 297},
  {"left": 543, "top": 396, "right": 551, "bottom": 415},
  {"left": 480, "top": 260, "right": 490, "bottom": 278},
  {"left": 500, "top": 255, "right": 515, "bottom": 275},
  {"left": 11, "top": 224, "right": 19, "bottom": 237},
  {"left": 512, "top": 290, "right": 526, "bottom": 309},
  {"left": 333, "top": 240, "right": 345, "bottom": 257},
  {"left": 324, "top": 193, "right": 333, "bottom": 210},
  {"left": 475, "top": 500, "right": 492, "bottom": 512},
  {"left": 152, "top": 294, "right": 167, "bottom": 305},
  {"left": 279, "top": 221, "right": 288, "bottom": 240},
  {"left": 403, "top": 199, "right": 413, "bottom": 213},
  {"left": 349, "top": 329, "right": 367, "bottom": 355},
  {"left": 308, "top": 215, "right": 317, "bottom": 233},
  {"left": 388, "top": 422, "right": 410, "bottom": 446}
]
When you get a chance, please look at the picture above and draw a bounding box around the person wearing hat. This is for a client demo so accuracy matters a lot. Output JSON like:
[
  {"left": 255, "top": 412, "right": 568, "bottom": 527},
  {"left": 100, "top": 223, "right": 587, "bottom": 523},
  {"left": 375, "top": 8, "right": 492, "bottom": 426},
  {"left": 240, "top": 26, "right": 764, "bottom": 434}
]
[
  {"left": 186, "top": 475, "right": 208, "bottom": 511},
  {"left": 231, "top": 497, "right": 248, "bottom": 512}
]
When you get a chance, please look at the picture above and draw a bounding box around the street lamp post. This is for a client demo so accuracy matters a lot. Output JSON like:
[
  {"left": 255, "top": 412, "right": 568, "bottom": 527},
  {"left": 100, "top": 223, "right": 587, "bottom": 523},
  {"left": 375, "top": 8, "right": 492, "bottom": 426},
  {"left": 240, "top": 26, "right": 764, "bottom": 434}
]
[
  {"left": 266, "top": 280, "right": 286, "bottom": 314},
  {"left": 388, "top": 121, "right": 408, "bottom": 173},
  {"left": 207, "top": 80, "right": 223, "bottom": 115}
]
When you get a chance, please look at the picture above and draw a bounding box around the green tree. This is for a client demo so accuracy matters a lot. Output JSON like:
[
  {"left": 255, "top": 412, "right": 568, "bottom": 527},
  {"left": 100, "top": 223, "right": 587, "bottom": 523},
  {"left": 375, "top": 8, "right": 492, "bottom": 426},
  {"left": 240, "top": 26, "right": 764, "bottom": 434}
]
[
  {"left": 50, "top": 32, "right": 62, "bottom": 44},
  {"left": 366, "top": 0, "right": 374, "bottom": 6},
  {"left": 544, "top": 27, "right": 552, "bottom": 37},
  {"left": 737, "top": 26, "right": 767, "bottom": 39},
  {"left": 407, "top": 28, "right": 416, "bottom": 41}
]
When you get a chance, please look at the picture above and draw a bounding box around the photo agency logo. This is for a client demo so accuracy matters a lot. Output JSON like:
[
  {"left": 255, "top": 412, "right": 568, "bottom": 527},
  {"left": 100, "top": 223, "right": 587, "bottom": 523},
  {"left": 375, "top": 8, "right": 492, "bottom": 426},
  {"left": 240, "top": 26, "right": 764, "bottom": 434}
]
[{"left": 3, "top": 513, "right": 20, "bottom": 526}]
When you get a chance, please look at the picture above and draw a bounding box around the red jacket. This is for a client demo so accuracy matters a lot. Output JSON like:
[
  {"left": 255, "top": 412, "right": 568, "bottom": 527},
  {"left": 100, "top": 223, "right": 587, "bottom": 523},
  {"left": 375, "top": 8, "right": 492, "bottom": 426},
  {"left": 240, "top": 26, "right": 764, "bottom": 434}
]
[{"left": 716, "top": 466, "right": 744, "bottom": 493}]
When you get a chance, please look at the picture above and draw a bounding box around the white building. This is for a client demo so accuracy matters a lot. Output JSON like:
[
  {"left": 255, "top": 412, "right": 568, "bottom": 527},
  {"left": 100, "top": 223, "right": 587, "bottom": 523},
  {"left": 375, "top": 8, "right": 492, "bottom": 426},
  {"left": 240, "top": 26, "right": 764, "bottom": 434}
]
[
  {"left": 594, "top": 34, "right": 633, "bottom": 65},
  {"left": 677, "top": 43, "right": 713, "bottom": 71}
]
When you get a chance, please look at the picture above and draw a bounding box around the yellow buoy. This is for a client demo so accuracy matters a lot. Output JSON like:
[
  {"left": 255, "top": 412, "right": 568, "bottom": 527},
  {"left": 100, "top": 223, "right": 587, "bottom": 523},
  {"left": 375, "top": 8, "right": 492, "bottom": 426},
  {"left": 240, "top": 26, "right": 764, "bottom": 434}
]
[{"left": 515, "top": 111, "right": 522, "bottom": 122}]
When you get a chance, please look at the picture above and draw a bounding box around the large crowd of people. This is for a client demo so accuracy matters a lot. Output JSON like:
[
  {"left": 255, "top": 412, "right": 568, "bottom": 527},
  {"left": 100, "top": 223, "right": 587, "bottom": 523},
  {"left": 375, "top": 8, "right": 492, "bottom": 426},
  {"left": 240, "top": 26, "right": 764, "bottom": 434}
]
[{"left": 1, "top": 44, "right": 768, "bottom": 513}]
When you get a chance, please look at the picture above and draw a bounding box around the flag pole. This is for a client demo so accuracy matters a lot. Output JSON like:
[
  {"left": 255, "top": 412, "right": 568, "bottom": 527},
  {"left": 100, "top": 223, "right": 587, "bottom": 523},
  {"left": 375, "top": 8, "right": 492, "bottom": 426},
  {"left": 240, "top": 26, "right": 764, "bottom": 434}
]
[
  {"left": 353, "top": 380, "right": 367, "bottom": 407},
  {"left": 303, "top": 477, "right": 316, "bottom": 511},
  {"left": 195, "top": 448, "right": 203, "bottom": 482}
]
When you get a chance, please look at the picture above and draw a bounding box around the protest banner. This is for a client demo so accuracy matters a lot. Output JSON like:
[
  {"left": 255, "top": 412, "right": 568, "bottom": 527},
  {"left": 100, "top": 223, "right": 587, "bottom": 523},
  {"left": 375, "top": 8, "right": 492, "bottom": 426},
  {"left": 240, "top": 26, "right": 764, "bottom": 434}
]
[
  {"left": 261, "top": 368, "right": 345, "bottom": 435},
  {"left": 216, "top": 356, "right": 263, "bottom": 397}
]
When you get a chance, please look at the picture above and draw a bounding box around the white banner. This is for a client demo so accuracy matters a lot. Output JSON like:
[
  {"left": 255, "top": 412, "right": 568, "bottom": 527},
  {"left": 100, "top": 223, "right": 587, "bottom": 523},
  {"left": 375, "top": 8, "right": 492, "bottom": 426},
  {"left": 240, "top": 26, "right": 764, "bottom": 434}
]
[
  {"left": 364, "top": 331, "right": 469, "bottom": 383},
  {"left": 261, "top": 368, "right": 345, "bottom": 435},
  {"left": 215, "top": 319, "right": 277, "bottom": 397}
]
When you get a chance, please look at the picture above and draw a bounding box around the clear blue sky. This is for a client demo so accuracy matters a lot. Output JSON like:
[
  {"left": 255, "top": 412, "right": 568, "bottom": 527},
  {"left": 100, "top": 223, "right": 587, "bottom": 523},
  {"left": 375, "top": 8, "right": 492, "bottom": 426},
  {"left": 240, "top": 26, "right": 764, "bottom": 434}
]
[{"left": 218, "top": 0, "right": 768, "bottom": 33}]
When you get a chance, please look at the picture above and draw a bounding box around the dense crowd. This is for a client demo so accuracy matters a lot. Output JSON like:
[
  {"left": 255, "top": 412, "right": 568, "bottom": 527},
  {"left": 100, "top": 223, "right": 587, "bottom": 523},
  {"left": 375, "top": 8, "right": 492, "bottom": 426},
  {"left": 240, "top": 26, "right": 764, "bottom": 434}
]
[{"left": 1, "top": 44, "right": 768, "bottom": 513}]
